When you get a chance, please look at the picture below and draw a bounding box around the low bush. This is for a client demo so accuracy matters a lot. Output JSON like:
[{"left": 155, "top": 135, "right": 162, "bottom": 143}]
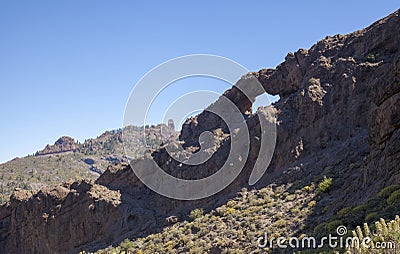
[{"left": 318, "top": 176, "right": 332, "bottom": 193}]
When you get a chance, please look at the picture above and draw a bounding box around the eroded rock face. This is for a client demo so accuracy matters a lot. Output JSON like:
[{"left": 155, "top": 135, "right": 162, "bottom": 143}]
[
  {"left": 258, "top": 11, "right": 400, "bottom": 199},
  {"left": 0, "top": 9, "right": 399, "bottom": 254},
  {"left": 3, "top": 180, "right": 121, "bottom": 253},
  {"left": 170, "top": 8, "right": 400, "bottom": 219},
  {"left": 0, "top": 176, "right": 166, "bottom": 253}
]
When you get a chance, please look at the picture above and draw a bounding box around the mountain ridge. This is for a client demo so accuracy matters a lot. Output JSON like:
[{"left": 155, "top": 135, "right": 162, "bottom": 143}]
[{"left": 0, "top": 123, "right": 176, "bottom": 204}]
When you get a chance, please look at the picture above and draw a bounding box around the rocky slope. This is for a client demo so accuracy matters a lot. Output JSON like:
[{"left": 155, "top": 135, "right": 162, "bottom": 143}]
[{"left": 0, "top": 10, "right": 399, "bottom": 254}]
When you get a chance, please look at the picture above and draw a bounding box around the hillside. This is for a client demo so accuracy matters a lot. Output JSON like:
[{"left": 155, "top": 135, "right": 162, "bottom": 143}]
[
  {"left": 0, "top": 123, "right": 176, "bottom": 204},
  {"left": 0, "top": 9, "right": 399, "bottom": 254},
  {"left": 96, "top": 186, "right": 400, "bottom": 253}
]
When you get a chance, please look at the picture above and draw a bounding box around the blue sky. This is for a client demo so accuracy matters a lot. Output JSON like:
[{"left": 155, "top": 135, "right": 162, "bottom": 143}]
[{"left": 0, "top": 1, "right": 398, "bottom": 163}]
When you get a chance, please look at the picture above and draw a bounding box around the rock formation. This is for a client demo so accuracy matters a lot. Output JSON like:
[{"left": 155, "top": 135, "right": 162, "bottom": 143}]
[
  {"left": 0, "top": 9, "right": 399, "bottom": 253},
  {"left": 36, "top": 136, "right": 77, "bottom": 156}
]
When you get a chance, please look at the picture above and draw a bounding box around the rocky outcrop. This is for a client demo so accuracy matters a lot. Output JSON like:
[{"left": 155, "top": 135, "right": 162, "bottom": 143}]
[
  {"left": 36, "top": 136, "right": 77, "bottom": 156},
  {"left": 0, "top": 9, "right": 399, "bottom": 254},
  {"left": 258, "top": 10, "right": 400, "bottom": 203},
  {"left": 0, "top": 175, "right": 164, "bottom": 253},
  {"left": 169, "top": 8, "right": 400, "bottom": 220}
]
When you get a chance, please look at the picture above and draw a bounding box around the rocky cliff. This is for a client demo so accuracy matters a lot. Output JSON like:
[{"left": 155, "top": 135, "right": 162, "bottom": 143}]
[
  {"left": 179, "top": 8, "right": 400, "bottom": 207},
  {"left": 0, "top": 10, "right": 399, "bottom": 253}
]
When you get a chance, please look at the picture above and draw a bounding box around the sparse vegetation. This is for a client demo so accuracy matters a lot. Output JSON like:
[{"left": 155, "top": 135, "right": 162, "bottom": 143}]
[
  {"left": 318, "top": 176, "right": 332, "bottom": 193},
  {"left": 320, "top": 184, "right": 400, "bottom": 235},
  {"left": 94, "top": 181, "right": 400, "bottom": 254},
  {"left": 96, "top": 183, "right": 318, "bottom": 253}
]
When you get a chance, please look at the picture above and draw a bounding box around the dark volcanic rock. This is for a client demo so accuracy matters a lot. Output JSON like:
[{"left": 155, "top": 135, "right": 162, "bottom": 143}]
[{"left": 0, "top": 9, "right": 399, "bottom": 254}]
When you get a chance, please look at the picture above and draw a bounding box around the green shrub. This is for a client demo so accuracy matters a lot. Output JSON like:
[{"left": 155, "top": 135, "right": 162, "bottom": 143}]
[
  {"left": 308, "top": 77, "right": 319, "bottom": 84},
  {"left": 352, "top": 204, "right": 367, "bottom": 213},
  {"left": 326, "top": 220, "right": 343, "bottom": 234},
  {"left": 378, "top": 185, "right": 400, "bottom": 198},
  {"left": 365, "top": 212, "right": 378, "bottom": 223},
  {"left": 307, "top": 200, "right": 317, "bottom": 208},
  {"left": 322, "top": 205, "right": 330, "bottom": 213},
  {"left": 313, "top": 223, "right": 327, "bottom": 237},
  {"left": 366, "top": 53, "right": 376, "bottom": 62},
  {"left": 318, "top": 176, "right": 332, "bottom": 193},
  {"left": 387, "top": 190, "right": 400, "bottom": 206},
  {"left": 337, "top": 207, "right": 352, "bottom": 217},
  {"left": 120, "top": 238, "right": 135, "bottom": 251},
  {"left": 189, "top": 208, "right": 204, "bottom": 220}
]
